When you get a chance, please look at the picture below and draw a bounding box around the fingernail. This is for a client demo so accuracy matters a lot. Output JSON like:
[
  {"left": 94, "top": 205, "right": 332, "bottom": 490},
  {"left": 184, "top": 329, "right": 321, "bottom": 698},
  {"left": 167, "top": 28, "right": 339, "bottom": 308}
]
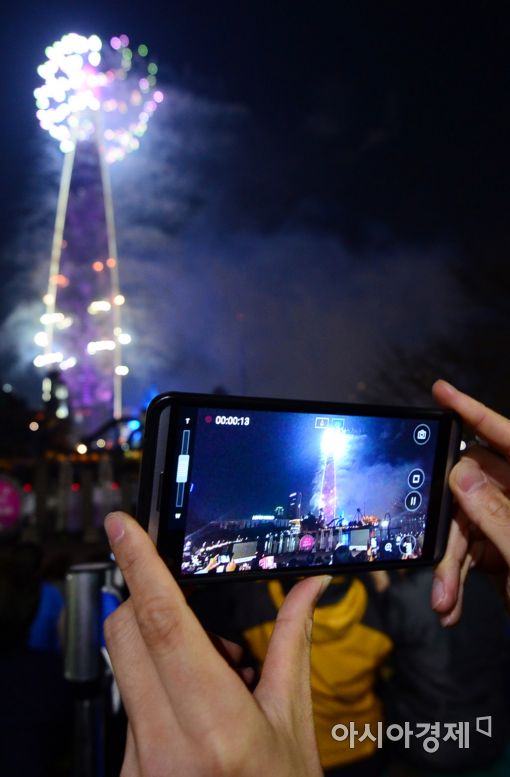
[
  {"left": 105, "top": 513, "right": 125, "bottom": 545},
  {"left": 317, "top": 575, "right": 333, "bottom": 599},
  {"left": 437, "top": 379, "right": 456, "bottom": 395},
  {"left": 431, "top": 577, "right": 445, "bottom": 609},
  {"left": 440, "top": 613, "right": 452, "bottom": 627},
  {"left": 453, "top": 459, "right": 487, "bottom": 494}
]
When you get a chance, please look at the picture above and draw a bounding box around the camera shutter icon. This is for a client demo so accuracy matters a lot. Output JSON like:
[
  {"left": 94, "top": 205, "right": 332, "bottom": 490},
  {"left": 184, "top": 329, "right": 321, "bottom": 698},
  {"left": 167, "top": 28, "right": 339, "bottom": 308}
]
[{"left": 413, "top": 424, "right": 431, "bottom": 445}]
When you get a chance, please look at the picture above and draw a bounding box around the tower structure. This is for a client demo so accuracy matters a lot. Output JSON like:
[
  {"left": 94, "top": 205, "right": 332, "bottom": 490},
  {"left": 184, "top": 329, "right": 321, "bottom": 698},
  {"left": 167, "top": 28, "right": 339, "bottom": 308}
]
[
  {"left": 316, "top": 423, "right": 349, "bottom": 526},
  {"left": 33, "top": 33, "right": 163, "bottom": 435},
  {"left": 320, "top": 455, "right": 336, "bottom": 525}
]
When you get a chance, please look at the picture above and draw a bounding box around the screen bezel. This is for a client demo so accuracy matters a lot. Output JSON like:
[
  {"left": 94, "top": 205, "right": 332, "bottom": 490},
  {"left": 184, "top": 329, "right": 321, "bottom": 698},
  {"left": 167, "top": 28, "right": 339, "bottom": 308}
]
[{"left": 140, "top": 392, "right": 461, "bottom": 583}]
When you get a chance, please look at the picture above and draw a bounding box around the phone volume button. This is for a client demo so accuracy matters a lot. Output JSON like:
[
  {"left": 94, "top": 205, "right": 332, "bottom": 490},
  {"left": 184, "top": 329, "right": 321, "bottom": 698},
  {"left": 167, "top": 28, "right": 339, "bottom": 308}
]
[{"left": 156, "top": 471, "right": 164, "bottom": 511}]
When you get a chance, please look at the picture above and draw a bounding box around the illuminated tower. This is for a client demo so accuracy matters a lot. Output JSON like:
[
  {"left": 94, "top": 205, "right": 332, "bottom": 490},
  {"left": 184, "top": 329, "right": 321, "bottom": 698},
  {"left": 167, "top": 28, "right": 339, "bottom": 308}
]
[
  {"left": 33, "top": 33, "right": 163, "bottom": 434},
  {"left": 320, "top": 455, "right": 336, "bottom": 525},
  {"left": 316, "top": 424, "right": 348, "bottom": 526}
]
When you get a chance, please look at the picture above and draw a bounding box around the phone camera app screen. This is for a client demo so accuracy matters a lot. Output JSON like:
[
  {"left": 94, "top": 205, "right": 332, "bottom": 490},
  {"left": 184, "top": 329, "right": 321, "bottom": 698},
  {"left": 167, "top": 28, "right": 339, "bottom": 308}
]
[{"left": 175, "top": 409, "right": 439, "bottom": 577}]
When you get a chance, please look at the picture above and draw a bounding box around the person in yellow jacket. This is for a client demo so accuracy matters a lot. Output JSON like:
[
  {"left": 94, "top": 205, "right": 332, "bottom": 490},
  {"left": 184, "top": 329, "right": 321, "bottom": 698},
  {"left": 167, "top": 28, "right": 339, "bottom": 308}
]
[{"left": 189, "top": 574, "right": 392, "bottom": 776}]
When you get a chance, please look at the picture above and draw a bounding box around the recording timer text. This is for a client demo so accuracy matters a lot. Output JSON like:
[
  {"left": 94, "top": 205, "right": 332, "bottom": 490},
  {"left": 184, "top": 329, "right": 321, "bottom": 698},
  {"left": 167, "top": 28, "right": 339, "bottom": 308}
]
[{"left": 215, "top": 415, "right": 251, "bottom": 426}]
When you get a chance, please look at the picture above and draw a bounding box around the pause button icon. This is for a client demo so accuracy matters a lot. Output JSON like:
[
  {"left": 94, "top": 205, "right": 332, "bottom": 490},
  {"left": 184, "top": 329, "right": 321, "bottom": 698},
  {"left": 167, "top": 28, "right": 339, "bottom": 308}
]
[{"left": 405, "top": 491, "right": 422, "bottom": 511}]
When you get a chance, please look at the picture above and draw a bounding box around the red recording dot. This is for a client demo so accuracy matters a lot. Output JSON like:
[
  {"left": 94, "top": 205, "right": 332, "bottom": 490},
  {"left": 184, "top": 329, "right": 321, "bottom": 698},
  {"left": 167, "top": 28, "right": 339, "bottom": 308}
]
[
  {"left": 205, "top": 415, "right": 213, "bottom": 424},
  {"left": 71, "top": 483, "right": 80, "bottom": 492}
]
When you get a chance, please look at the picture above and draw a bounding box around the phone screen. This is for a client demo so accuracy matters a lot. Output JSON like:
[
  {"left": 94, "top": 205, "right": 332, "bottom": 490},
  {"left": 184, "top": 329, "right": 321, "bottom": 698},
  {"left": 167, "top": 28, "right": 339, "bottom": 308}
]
[{"left": 153, "top": 398, "right": 459, "bottom": 580}]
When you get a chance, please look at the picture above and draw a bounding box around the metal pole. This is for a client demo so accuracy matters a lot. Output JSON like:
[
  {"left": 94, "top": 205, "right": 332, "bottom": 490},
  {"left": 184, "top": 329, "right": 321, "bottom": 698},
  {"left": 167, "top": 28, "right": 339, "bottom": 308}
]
[{"left": 65, "top": 562, "right": 115, "bottom": 777}]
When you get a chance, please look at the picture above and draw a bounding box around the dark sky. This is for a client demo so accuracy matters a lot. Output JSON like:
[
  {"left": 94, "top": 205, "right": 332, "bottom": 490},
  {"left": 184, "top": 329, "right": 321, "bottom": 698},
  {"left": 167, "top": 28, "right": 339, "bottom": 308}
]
[
  {"left": 2, "top": 2, "right": 508, "bottom": 246},
  {"left": 1, "top": 2, "right": 509, "bottom": 411}
]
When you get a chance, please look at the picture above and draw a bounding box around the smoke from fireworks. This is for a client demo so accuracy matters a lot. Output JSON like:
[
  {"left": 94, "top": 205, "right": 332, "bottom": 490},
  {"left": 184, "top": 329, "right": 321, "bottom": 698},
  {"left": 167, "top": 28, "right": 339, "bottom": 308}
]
[{"left": 2, "top": 82, "right": 463, "bottom": 413}]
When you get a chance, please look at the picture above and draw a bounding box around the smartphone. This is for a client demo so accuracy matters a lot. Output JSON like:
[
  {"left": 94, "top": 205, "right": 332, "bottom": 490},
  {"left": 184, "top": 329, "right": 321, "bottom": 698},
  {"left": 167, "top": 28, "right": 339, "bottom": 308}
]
[{"left": 137, "top": 392, "right": 461, "bottom": 583}]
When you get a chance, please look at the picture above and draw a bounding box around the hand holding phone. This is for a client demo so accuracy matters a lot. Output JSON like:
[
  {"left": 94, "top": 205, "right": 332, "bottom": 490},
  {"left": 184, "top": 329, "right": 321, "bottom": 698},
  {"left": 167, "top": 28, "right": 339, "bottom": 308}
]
[
  {"left": 432, "top": 380, "right": 510, "bottom": 625},
  {"left": 104, "top": 512, "right": 328, "bottom": 777}
]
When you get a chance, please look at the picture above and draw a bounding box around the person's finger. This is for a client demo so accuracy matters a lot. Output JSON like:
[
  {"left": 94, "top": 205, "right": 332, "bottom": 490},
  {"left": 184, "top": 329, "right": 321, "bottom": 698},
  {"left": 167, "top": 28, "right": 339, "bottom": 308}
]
[
  {"left": 206, "top": 635, "right": 256, "bottom": 686},
  {"left": 255, "top": 574, "right": 331, "bottom": 773},
  {"left": 104, "top": 598, "right": 181, "bottom": 753},
  {"left": 464, "top": 445, "right": 510, "bottom": 495},
  {"left": 208, "top": 633, "right": 244, "bottom": 666},
  {"left": 105, "top": 512, "right": 250, "bottom": 733},
  {"left": 120, "top": 724, "right": 141, "bottom": 777},
  {"left": 469, "top": 532, "right": 507, "bottom": 573},
  {"left": 256, "top": 575, "right": 331, "bottom": 713},
  {"left": 439, "top": 551, "right": 472, "bottom": 627},
  {"left": 448, "top": 457, "right": 510, "bottom": 568},
  {"left": 238, "top": 665, "right": 256, "bottom": 687},
  {"left": 432, "top": 509, "right": 470, "bottom": 614},
  {"left": 432, "top": 380, "right": 510, "bottom": 457}
]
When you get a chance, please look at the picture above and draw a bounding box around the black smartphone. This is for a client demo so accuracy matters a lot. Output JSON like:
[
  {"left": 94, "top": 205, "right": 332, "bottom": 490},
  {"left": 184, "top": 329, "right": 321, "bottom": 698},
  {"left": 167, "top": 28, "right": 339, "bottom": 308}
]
[{"left": 137, "top": 392, "right": 461, "bottom": 583}]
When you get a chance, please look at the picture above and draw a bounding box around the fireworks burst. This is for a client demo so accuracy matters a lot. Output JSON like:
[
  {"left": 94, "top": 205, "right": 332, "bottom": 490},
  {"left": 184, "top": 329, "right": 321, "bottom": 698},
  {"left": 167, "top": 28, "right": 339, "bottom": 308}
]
[{"left": 34, "top": 32, "right": 163, "bottom": 163}]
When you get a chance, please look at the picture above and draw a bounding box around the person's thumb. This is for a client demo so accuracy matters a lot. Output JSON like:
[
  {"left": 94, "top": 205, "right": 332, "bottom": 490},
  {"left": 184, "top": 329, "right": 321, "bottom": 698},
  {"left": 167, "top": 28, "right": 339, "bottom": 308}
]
[
  {"left": 255, "top": 575, "right": 331, "bottom": 719},
  {"left": 450, "top": 458, "right": 510, "bottom": 567}
]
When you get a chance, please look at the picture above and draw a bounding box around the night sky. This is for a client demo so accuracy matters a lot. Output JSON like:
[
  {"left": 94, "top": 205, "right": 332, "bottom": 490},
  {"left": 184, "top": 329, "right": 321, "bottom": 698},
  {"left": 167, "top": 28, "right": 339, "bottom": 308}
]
[{"left": 1, "top": 3, "right": 509, "bottom": 414}]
